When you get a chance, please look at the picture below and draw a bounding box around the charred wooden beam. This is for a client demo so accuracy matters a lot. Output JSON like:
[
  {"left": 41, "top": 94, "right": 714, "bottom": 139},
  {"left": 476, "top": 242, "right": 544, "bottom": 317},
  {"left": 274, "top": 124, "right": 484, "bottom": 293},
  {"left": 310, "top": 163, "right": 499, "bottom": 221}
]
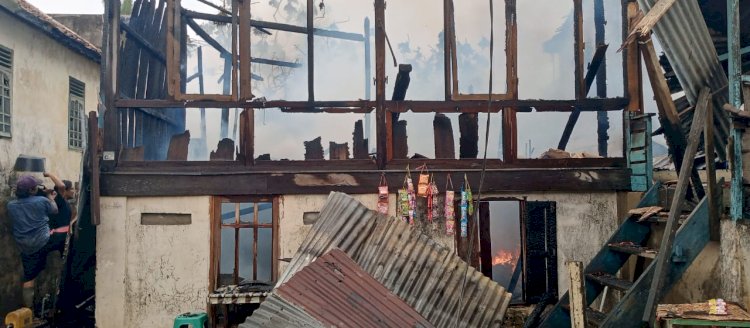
[
  {"left": 114, "top": 98, "right": 629, "bottom": 112},
  {"left": 641, "top": 36, "right": 704, "bottom": 199},
  {"left": 210, "top": 138, "right": 235, "bottom": 161},
  {"left": 353, "top": 120, "right": 369, "bottom": 159},
  {"left": 329, "top": 142, "right": 350, "bottom": 160},
  {"left": 434, "top": 113, "right": 456, "bottom": 159},
  {"left": 594, "top": 0, "right": 608, "bottom": 157},
  {"left": 166, "top": 130, "right": 190, "bottom": 160},
  {"left": 573, "top": 0, "right": 585, "bottom": 100},
  {"left": 459, "top": 113, "right": 479, "bottom": 159},
  {"left": 182, "top": 9, "right": 364, "bottom": 42},
  {"left": 375, "top": 0, "right": 388, "bottom": 168},
  {"left": 307, "top": 0, "right": 314, "bottom": 102},
  {"left": 558, "top": 44, "right": 609, "bottom": 151},
  {"left": 304, "top": 137, "right": 324, "bottom": 160},
  {"left": 392, "top": 120, "right": 408, "bottom": 159},
  {"left": 100, "top": 167, "right": 632, "bottom": 196},
  {"left": 239, "top": 109, "right": 254, "bottom": 165}
]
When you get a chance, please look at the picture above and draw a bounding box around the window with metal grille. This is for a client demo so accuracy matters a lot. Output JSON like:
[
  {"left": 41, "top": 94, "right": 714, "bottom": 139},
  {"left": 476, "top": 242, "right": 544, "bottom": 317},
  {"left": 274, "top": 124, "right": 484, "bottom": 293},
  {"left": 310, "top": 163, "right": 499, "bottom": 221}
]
[
  {"left": 0, "top": 45, "right": 12, "bottom": 138},
  {"left": 68, "top": 77, "right": 85, "bottom": 149},
  {"left": 215, "top": 197, "right": 277, "bottom": 287}
]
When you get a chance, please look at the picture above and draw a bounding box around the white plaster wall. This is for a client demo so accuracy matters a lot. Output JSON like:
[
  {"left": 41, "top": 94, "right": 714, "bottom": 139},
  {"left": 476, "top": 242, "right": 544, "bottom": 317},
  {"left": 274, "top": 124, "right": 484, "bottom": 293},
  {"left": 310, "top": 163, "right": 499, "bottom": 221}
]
[
  {"left": 96, "top": 196, "right": 211, "bottom": 328},
  {"left": 277, "top": 193, "right": 397, "bottom": 274},
  {"left": 0, "top": 9, "right": 99, "bottom": 184},
  {"left": 720, "top": 220, "right": 750, "bottom": 309}
]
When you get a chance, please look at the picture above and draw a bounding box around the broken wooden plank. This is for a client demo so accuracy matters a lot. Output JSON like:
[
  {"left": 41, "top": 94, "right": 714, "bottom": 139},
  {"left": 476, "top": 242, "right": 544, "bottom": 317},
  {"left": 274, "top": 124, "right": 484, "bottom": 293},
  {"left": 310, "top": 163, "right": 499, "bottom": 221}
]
[
  {"left": 628, "top": 206, "right": 663, "bottom": 221},
  {"left": 567, "top": 261, "right": 587, "bottom": 328},
  {"left": 643, "top": 87, "right": 709, "bottom": 325},
  {"left": 210, "top": 138, "right": 235, "bottom": 161},
  {"left": 166, "top": 130, "right": 190, "bottom": 160},
  {"left": 329, "top": 142, "right": 350, "bottom": 160},
  {"left": 304, "top": 137, "right": 324, "bottom": 160},
  {"left": 459, "top": 113, "right": 479, "bottom": 159},
  {"left": 621, "top": 0, "right": 678, "bottom": 50},
  {"left": 433, "top": 113, "right": 455, "bottom": 159},
  {"left": 352, "top": 120, "right": 369, "bottom": 159}
]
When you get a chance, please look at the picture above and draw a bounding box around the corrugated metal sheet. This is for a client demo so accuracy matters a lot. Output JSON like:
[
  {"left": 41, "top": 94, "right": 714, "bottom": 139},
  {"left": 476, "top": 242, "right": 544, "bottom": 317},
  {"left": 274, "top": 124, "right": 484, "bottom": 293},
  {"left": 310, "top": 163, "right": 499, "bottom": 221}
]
[
  {"left": 242, "top": 294, "right": 326, "bottom": 328},
  {"left": 264, "top": 192, "right": 512, "bottom": 327},
  {"left": 251, "top": 248, "right": 433, "bottom": 328},
  {"left": 638, "top": 0, "right": 730, "bottom": 160}
]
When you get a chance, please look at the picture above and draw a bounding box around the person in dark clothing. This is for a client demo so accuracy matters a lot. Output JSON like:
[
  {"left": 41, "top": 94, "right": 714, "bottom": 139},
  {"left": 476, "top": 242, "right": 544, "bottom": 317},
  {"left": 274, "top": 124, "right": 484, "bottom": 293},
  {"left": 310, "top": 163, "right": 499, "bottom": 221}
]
[
  {"left": 44, "top": 172, "right": 75, "bottom": 234},
  {"left": 7, "top": 175, "right": 61, "bottom": 308}
]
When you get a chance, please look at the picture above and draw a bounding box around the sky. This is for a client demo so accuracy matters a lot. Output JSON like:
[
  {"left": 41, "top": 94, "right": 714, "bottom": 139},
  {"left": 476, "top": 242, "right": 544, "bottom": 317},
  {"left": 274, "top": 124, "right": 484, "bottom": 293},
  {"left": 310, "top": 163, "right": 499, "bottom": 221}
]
[
  {"left": 23, "top": 0, "right": 663, "bottom": 160},
  {"left": 26, "top": 0, "right": 104, "bottom": 14}
]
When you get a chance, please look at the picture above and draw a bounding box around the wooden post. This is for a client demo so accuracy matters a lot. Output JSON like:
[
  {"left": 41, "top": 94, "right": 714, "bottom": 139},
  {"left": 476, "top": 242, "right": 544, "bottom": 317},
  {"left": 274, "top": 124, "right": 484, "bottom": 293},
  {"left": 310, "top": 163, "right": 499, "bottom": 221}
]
[
  {"left": 364, "top": 17, "right": 372, "bottom": 143},
  {"left": 239, "top": 0, "right": 252, "bottom": 99},
  {"left": 643, "top": 87, "right": 710, "bottom": 325},
  {"left": 594, "top": 0, "right": 609, "bottom": 157},
  {"left": 503, "top": 0, "right": 518, "bottom": 162},
  {"left": 89, "top": 112, "right": 100, "bottom": 226},
  {"left": 307, "top": 0, "right": 314, "bottom": 102},
  {"left": 624, "top": 1, "right": 643, "bottom": 113},
  {"left": 705, "top": 99, "right": 719, "bottom": 241},
  {"left": 567, "top": 261, "right": 587, "bottom": 328},
  {"left": 573, "top": 0, "right": 585, "bottom": 100},
  {"left": 375, "top": 0, "right": 387, "bottom": 168},
  {"left": 102, "top": 0, "right": 121, "bottom": 170},
  {"left": 443, "top": 0, "right": 453, "bottom": 100},
  {"left": 728, "top": 0, "right": 743, "bottom": 221}
]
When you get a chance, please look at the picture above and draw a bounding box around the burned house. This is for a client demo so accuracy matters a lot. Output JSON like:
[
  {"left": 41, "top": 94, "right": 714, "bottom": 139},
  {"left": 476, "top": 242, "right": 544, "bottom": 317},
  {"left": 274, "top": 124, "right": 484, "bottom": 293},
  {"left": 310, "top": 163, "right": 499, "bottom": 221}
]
[{"left": 33, "top": 0, "right": 750, "bottom": 327}]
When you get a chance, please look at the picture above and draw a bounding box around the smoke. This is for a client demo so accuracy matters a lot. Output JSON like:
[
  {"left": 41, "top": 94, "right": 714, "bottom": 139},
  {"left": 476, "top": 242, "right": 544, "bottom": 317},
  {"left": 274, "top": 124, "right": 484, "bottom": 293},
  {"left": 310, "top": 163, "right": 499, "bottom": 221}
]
[{"left": 179, "top": 0, "right": 661, "bottom": 160}]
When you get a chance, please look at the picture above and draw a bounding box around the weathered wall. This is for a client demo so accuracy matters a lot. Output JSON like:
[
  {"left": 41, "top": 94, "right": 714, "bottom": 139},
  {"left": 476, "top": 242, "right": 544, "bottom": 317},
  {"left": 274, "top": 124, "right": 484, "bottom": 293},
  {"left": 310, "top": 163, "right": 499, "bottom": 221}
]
[
  {"left": 96, "top": 196, "right": 211, "bottom": 328},
  {"left": 49, "top": 14, "right": 103, "bottom": 47},
  {"left": 96, "top": 191, "right": 621, "bottom": 327},
  {"left": 719, "top": 219, "right": 750, "bottom": 309},
  {"left": 0, "top": 9, "right": 99, "bottom": 317}
]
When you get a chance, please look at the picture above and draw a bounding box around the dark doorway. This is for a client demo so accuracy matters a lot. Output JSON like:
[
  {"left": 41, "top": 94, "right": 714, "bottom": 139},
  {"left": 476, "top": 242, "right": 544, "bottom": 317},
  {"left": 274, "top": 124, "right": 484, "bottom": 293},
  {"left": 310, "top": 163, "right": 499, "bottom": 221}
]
[{"left": 478, "top": 200, "right": 557, "bottom": 304}]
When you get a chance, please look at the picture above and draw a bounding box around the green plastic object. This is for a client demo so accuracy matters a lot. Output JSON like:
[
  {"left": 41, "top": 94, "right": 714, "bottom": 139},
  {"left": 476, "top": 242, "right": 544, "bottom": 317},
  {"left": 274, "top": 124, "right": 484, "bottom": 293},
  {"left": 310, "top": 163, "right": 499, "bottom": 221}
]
[{"left": 174, "top": 312, "right": 208, "bottom": 328}]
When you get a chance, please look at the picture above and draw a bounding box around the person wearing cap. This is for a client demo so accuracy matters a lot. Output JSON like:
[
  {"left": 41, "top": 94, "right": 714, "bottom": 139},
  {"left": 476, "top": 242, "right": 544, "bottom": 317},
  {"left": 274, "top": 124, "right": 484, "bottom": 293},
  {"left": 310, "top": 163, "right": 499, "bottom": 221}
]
[{"left": 6, "top": 175, "right": 60, "bottom": 309}]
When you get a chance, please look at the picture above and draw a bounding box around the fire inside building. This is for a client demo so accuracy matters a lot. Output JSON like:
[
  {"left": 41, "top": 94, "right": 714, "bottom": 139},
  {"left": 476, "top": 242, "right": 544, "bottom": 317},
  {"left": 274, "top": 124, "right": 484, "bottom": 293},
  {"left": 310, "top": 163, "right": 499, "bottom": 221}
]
[{"left": 2, "top": 0, "right": 750, "bottom": 327}]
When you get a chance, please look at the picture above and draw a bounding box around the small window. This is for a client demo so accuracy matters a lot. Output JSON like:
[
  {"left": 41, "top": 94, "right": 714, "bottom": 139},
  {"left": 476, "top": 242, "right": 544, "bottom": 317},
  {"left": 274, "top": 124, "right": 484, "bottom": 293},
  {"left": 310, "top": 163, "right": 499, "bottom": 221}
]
[
  {"left": 0, "top": 45, "right": 12, "bottom": 138},
  {"left": 215, "top": 198, "right": 277, "bottom": 287},
  {"left": 68, "top": 77, "right": 85, "bottom": 149}
]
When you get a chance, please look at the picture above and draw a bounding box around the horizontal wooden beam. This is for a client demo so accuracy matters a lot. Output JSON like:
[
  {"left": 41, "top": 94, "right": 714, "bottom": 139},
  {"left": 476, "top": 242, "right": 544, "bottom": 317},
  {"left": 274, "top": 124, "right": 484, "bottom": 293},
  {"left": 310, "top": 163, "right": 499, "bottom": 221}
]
[
  {"left": 113, "top": 97, "right": 630, "bottom": 112},
  {"left": 182, "top": 9, "right": 365, "bottom": 42},
  {"left": 100, "top": 167, "right": 632, "bottom": 196}
]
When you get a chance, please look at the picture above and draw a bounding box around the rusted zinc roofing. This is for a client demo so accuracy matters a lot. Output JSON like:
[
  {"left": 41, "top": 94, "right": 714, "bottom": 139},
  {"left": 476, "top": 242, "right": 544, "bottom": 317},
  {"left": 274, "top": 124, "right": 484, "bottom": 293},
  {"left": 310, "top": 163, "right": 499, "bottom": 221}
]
[
  {"left": 244, "top": 249, "right": 433, "bottom": 328},
  {"left": 263, "top": 192, "right": 512, "bottom": 327},
  {"left": 242, "top": 294, "right": 326, "bottom": 328},
  {"left": 638, "top": 0, "right": 730, "bottom": 160}
]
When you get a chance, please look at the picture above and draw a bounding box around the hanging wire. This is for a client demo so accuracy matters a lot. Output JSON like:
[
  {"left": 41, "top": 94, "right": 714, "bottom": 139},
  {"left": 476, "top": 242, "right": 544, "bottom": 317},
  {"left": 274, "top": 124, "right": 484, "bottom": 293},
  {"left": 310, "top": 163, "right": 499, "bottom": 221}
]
[{"left": 454, "top": 0, "right": 495, "bottom": 325}]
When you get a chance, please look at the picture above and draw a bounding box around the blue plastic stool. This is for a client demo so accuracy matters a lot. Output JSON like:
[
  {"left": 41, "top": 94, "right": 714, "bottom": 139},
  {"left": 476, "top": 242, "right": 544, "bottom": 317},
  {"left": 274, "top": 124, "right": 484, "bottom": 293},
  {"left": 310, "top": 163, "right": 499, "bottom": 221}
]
[{"left": 174, "top": 312, "right": 208, "bottom": 328}]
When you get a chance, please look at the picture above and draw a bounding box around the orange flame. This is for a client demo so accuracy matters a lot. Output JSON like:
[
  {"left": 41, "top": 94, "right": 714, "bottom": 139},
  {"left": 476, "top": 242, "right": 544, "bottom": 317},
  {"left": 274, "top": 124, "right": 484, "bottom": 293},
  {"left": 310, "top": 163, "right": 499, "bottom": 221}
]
[{"left": 492, "top": 249, "right": 519, "bottom": 266}]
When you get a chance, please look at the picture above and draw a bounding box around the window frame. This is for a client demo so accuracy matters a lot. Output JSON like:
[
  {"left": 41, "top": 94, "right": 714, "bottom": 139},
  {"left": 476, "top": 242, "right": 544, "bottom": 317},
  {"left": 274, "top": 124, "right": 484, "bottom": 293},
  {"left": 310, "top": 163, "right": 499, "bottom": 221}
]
[
  {"left": 210, "top": 196, "right": 279, "bottom": 290},
  {"left": 0, "top": 45, "right": 13, "bottom": 138},
  {"left": 68, "top": 77, "right": 85, "bottom": 150}
]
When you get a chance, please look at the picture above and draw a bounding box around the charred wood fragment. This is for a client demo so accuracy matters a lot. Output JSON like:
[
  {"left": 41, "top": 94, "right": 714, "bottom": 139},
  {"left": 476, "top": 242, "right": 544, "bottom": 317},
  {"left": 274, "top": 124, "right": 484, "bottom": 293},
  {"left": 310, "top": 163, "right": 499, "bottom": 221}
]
[
  {"left": 304, "top": 137, "right": 324, "bottom": 160},
  {"left": 433, "top": 113, "right": 455, "bottom": 159},
  {"left": 459, "top": 113, "right": 478, "bottom": 159},
  {"left": 256, "top": 154, "right": 271, "bottom": 161},
  {"left": 329, "top": 142, "right": 350, "bottom": 160},
  {"left": 393, "top": 120, "right": 409, "bottom": 159},
  {"left": 353, "top": 120, "right": 369, "bottom": 159},
  {"left": 166, "top": 130, "right": 190, "bottom": 160},
  {"left": 210, "top": 138, "right": 235, "bottom": 161}
]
